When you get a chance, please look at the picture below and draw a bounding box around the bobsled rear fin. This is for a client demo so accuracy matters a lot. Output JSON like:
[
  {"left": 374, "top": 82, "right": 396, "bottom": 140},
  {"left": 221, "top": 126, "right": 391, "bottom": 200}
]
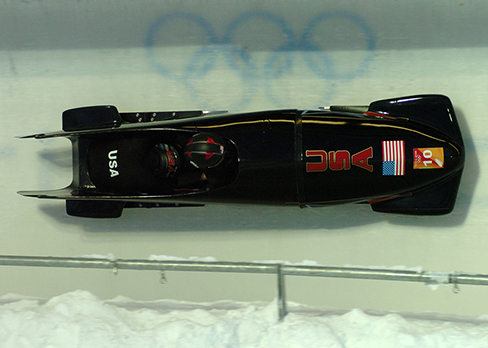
[
  {"left": 17, "top": 187, "right": 75, "bottom": 199},
  {"left": 63, "top": 105, "right": 122, "bottom": 131},
  {"left": 370, "top": 170, "right": 463, "bottom": 215},
  {"left": 368, "top": 95, "right": 463, "bottom": 145},
  {"left": 66, "top": 200, "right": 125, "bottom": 218},
  {"left": 66, "top": 200, "right": 204, "bottom": 218}
]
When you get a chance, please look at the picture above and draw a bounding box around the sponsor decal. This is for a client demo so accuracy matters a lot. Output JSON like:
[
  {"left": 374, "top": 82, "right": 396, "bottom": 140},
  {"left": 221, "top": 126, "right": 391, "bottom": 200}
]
[
  {"left": 382, "top": 140, "right": 404, "bottom": 176},
  {"left": 306, "top": 147, "right": 373, "bottom": 172},
  {"left": 414, "top": 147, "right": 444, "bottom": 169}
]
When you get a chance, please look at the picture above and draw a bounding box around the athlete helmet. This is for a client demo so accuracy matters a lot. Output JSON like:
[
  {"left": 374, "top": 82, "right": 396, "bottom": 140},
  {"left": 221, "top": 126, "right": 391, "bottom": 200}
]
[
  {"left": 184, "top": 133, "right": 225, "bottom": 169},
  {"left": 147, "top": 143, "right": 180, "bottom": 178}
]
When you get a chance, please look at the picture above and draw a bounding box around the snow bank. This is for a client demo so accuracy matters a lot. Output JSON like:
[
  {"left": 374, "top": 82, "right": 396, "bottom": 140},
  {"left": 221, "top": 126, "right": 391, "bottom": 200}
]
[{"left": 0, "top": 290, "right": 488, "bottom": 348}]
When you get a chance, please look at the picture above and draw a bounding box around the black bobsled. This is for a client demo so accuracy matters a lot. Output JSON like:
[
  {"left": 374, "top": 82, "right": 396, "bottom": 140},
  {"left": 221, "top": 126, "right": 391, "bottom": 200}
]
[{"left": 19, "top": 95, "right": 465, "bottom": 218}]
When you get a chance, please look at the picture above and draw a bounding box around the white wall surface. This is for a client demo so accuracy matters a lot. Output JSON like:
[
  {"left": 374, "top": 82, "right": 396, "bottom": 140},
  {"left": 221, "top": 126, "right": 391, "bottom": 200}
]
[{"left": 0, "top": 0, "right": 487, "bottom": 316}]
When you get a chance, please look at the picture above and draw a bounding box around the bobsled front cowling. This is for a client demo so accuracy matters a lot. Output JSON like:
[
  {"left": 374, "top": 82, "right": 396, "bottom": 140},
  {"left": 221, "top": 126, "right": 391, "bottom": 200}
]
[
  {"left": 181, "top": 97, "right": 464, "bottom": 213},
  {"left": 298, "top": 111, "right": 464, "bottom": 210}
]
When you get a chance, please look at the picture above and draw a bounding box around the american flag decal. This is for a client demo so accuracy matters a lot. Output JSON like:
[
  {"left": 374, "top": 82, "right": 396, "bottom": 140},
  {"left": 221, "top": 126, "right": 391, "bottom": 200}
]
[{"left": 382, "top": 140, "right": 405, "bottom": 176}]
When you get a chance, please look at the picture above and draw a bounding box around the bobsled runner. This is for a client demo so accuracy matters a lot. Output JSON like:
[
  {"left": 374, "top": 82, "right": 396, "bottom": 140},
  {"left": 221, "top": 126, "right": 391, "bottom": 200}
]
[{"left": 18, "top": 95, "right": 464, "bottom": 218}]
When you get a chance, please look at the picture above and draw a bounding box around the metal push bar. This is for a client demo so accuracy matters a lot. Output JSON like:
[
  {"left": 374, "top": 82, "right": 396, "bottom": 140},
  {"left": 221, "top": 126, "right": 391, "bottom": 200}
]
[{"left": 1, "top": 255, "right": 488, "bottom": 320}]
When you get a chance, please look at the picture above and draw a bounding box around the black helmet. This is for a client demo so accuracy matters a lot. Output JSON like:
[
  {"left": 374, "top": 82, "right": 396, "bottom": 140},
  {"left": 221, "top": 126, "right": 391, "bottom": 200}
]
[
  {"left": 184, "top": 133, "right": 225, "bottom": 169},
  {"left": 147, "top": 144, "right": 180, "bottom": 178}
]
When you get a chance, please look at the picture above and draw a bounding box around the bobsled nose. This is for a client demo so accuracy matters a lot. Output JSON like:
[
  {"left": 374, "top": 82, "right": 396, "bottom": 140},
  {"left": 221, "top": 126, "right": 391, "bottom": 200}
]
[
  {"left": 371, "top": 139, "right": 464, "bottom": 215},
  {"left": 412, "top": 137, "right": 464, "bottom": 174},
  {"left": 445, "top": 141, "right": 465, "bottom": 173}
]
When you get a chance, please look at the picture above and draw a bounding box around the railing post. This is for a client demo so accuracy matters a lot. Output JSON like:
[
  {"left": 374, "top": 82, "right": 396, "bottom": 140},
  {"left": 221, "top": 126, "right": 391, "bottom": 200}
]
[{"left": 277, "top": 264, "right": 287, "bottom": 321}]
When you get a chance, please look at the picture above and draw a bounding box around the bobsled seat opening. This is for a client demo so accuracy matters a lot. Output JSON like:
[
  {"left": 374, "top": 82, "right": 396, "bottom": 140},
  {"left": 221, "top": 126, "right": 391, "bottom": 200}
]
[
  {"left": 86, "top": 132, "right": 239, "bottom": 195},
  {"left": 87, "top": 136, "right": 178, "bottom": 195}
]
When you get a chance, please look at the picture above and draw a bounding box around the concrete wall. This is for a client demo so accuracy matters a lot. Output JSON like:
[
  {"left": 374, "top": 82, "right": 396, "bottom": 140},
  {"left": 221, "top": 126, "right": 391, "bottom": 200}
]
[{"left": 1, "top": 0, "right": 487, "bottom": 315}]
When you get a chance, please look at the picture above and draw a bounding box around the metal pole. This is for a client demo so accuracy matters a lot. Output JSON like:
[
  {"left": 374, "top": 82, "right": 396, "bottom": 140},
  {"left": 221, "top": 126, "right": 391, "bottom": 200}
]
[
  {"left": 0, "top": 255, "right": 277, "bottom": 274},
  {"left": 277, "top": 264, "right": 287, "bottom": 321},
  {"left": 282, "top": 265, "right": 488, "bottom": 287},
  {"left": 0, "top": 255, "right": 488, "bottom": 287},
  {"left": 283, "top": 265, "right": 425, "bottom": 282}
]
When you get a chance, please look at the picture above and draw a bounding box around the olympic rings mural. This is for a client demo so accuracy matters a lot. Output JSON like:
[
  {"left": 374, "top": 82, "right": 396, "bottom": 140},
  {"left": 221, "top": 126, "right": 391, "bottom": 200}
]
[{"left": 146, "top": 10, "right": 376, "bottom": 109}]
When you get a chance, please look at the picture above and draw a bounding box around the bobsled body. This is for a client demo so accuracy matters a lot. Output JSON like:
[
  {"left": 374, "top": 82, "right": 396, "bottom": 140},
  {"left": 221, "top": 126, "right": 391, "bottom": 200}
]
[{"left": 19, "top": 95, "right": 464, "bottom": 218}]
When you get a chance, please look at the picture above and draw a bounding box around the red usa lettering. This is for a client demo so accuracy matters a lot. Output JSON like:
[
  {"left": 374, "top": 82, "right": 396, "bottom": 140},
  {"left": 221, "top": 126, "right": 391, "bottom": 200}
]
[{"left": 306, "top": 147, "right": 373, "bottom": 172}]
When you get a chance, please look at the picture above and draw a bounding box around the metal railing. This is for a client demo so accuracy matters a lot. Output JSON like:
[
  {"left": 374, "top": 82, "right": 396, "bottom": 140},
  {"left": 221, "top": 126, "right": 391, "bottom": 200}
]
[{"left": 1, "top": 255, "right": 488, "bottom": 320}]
